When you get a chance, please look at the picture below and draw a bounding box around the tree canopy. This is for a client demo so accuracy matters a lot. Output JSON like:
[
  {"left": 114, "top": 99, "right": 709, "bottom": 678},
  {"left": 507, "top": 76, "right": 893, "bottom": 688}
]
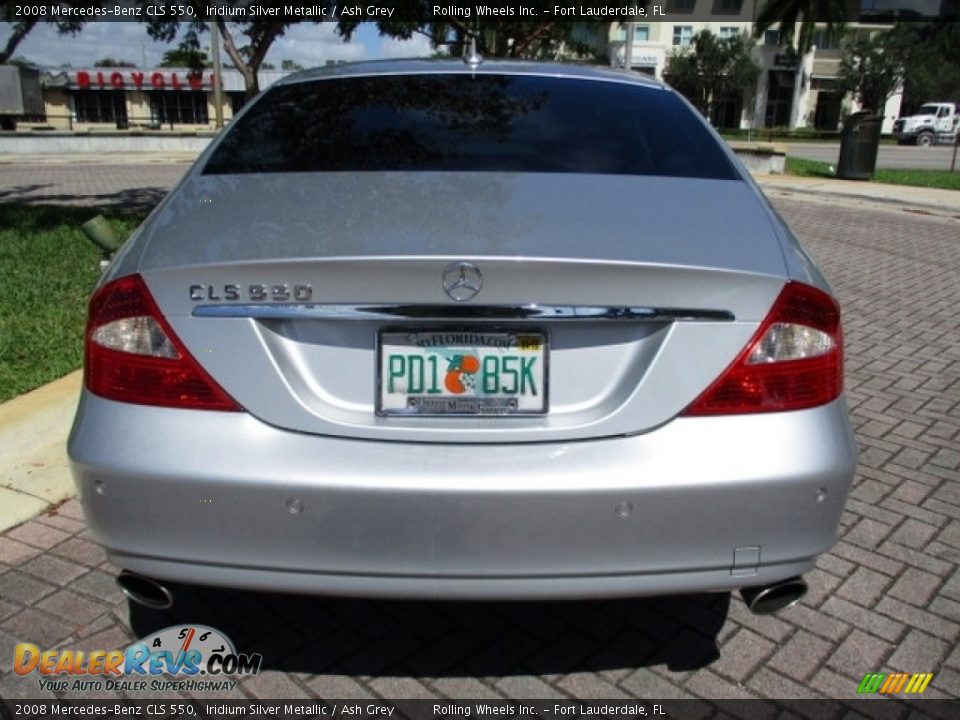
[
  {"left": 94, "top": 58, "right": 137, "bottom": 68},
  {"left": 665, "top": 30, "right": 761, "bottom": 123},
  {"left": 0, "top": 1, "right": 92, "bottom": 64},
  {"left": 753, "top": 0, "right": 852, "bottom": 53},
  {"left": 836, "top": 29, "right": 905, "bottom": 114},
  {"left": 889, "top": 21, "right": 960, "bottom": 113},
  {"left": 339, "top": 2, "right": 632, "bottom": 60},
  {"left": 159, "top": 48, "right": 211, "bottom": 70},
  {"left": 142, "top": 1, "right": 334, "bottom": 100}
]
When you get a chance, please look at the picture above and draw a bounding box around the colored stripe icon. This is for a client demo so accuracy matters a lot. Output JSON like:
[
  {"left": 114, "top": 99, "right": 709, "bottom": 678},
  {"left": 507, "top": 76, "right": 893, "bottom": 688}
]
[{"left": 857, "top": 672, "right": 934, "bottom": 694}]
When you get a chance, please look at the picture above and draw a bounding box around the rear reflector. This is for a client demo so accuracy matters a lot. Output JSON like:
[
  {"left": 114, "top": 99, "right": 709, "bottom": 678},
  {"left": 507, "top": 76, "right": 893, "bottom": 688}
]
[
  {"left": 683, "top": 281, "right": 842, "bottom": 415},
  {"left": 85, "top": 274, "right": 241, "bottom": 411}
]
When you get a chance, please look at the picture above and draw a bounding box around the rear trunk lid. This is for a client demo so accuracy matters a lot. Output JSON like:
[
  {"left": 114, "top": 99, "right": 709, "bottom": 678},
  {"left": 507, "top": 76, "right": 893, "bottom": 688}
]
[{"left": 137, "top": 171, "right": 787, "bottom": 442}]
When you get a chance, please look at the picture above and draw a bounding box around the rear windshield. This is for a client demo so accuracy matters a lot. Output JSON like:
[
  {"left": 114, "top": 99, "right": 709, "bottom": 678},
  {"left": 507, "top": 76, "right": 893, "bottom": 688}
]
[{"left": 203, "top": 73, "right": 737, "bottom": 180}]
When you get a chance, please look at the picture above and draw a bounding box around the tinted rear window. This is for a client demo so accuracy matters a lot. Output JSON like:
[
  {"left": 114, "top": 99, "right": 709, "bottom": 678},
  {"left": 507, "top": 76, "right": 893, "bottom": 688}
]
[{"left": 203, "top": 73, "right": 737, "bottom": 180}]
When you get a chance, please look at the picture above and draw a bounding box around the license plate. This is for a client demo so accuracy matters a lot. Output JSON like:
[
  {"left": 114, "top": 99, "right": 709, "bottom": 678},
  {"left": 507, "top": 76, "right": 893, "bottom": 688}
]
[{"left": 378, "top": 331, "right": 547, "bottom": 416}]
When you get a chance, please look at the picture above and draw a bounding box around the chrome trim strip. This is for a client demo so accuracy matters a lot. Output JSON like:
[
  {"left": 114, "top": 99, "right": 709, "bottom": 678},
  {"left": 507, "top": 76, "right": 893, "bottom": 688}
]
[{"left": 192, "top": 303, "right": 735, "bottom": 322}]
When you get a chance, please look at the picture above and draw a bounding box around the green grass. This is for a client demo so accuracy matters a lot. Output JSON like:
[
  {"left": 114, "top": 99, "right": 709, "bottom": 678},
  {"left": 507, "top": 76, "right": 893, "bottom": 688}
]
[
  {"left": 785, "top": 157, "right": 960, "bottom": 191},
  {"left": 785, "top": 157, "right": 837, "bottom": 178},
  {"left": 0, "top": 205, "right": 145, "bottom": 403},
  {"left": 722, "top": 130, "right": 898, "bottom": 145},
  {"left": 873, "top": 167, "right": 960, "bottom": 191}
]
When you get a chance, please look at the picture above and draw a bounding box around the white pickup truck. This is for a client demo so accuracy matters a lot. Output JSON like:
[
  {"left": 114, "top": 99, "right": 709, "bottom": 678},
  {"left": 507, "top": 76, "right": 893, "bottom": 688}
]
[{"left": 893, "top": 102, "right": 959, "bottom": 146}]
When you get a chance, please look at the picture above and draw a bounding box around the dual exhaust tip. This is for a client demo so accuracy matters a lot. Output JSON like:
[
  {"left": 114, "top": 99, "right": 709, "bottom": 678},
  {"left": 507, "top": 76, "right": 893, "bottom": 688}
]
[
  {"left": 116, "top": 571, "right": 174, "bottom": 610},
  {"left": 116, "top": 571, "right": 807, "bottom": 616},
  {"left": 741, "top": 576, "right": 808, "bottom": 615}
]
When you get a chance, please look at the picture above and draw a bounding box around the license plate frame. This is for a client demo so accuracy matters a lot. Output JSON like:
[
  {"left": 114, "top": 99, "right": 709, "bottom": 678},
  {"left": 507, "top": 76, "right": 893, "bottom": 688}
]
[{"left": 376, "top": 328, "right": 549, "bottom": 417}]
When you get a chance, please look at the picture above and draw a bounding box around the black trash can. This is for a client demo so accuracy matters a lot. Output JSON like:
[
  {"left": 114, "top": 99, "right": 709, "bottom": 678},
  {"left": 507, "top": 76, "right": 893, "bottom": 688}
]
[{"left": 837, "top": 112, "right": 883, "bottom": 180}]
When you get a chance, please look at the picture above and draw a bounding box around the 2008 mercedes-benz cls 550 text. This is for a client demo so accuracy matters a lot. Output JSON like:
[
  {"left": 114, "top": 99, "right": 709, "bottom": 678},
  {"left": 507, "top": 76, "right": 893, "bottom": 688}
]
[{"left": 68, "top": 60, "right": 856, "bottom": 614}]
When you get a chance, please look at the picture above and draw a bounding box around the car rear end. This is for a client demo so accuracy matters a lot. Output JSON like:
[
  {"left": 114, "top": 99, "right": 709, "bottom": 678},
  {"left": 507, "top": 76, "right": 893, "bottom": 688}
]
[{"left": 69, "top": 62, "right": 856, "bottom": 603}]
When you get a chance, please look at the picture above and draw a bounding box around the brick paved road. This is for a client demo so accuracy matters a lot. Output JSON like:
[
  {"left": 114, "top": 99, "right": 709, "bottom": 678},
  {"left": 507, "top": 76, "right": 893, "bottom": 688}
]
[{"left": 0, "top": 166, "right": 958, "bottom": 702}]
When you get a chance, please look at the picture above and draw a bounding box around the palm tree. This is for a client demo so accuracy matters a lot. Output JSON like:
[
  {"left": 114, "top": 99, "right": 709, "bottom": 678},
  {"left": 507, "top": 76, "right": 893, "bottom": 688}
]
[{"left": 753, "top": 0, "right": 854, "bottom": 53}]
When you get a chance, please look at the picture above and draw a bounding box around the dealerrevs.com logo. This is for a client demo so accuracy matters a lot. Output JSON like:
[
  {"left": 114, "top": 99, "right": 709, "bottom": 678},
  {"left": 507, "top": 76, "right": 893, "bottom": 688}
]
[{"left": 14, "top": 625, "right": 261, "bottom": 693}]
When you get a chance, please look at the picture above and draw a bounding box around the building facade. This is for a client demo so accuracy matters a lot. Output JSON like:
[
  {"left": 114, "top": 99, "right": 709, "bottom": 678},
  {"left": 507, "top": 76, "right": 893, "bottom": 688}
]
[
  {"left": 605, "top": 1, "right": 904, "bottom": 133},
  {"left": 38, "top": 67, "right": 291, "bottom": 131}
]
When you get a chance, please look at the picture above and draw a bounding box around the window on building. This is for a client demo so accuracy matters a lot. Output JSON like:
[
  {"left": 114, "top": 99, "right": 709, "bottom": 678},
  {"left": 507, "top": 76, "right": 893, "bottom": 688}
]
[
  {"left": 764, "top": 30, "right": 781, "bottom": 46},
  {"left": 719, "top": 0, "right": 743, "bottom": 10},
  {"left": 619, "top": 25, "right": 651, "bottom": 42},
  {"left": 72, "top": 90, "right": 127, "bottom": 124},
  {"left": 673, "top": 26, "right": 694, "bottom": 46},
  {"left": 812, "top": 29, "right": 841, "bottom": 50},
  {"left": 719, "top": 27, "right": 741, "bottom": 40},
  {"left": 149, "top": 91, "right": 209, "bottom": 125}
]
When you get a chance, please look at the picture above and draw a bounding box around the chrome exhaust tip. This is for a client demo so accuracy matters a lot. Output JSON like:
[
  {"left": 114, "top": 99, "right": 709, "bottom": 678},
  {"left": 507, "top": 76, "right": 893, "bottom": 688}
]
[
  {"left": 741, "top": 576, "right": 808, "bottom": 615},
  {"left": 116, "top": 571, "right": 174, "bottom": 610}
]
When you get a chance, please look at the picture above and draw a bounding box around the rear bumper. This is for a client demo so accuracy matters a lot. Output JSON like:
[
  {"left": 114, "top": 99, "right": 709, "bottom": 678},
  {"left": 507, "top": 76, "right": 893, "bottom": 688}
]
[{"left": 69, "top": 393, "right": 856, "bottom": 600}]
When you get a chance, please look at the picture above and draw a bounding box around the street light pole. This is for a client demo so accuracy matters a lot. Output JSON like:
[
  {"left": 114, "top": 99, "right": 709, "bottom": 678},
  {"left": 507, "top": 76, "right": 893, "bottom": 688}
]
[
  {"left": 624, "top": 22, "right": 634, "bottom": 71},
  {"left": 210, "top": 21, "right": 224, "bottom": 130}
]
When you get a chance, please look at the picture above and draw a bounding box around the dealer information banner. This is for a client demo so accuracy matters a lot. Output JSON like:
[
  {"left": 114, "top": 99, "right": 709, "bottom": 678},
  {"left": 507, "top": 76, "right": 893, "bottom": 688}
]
[
  {"left": 3, "top": 699, "right": 958, "bottom": 720},
  {"left": 5, "top": 1, "right": 935, "bottom": 24}
]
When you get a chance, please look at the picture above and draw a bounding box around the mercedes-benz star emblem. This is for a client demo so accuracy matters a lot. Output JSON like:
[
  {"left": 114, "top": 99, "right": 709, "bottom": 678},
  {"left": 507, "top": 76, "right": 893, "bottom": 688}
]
[{"left": 442, "top": 262, "right": 483, "bottom": 302}]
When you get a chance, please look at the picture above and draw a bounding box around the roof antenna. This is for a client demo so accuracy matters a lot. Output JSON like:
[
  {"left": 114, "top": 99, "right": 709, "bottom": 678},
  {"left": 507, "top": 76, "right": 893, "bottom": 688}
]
[{"left": 463, "top": 24, "right": 483, "bottom": 66}]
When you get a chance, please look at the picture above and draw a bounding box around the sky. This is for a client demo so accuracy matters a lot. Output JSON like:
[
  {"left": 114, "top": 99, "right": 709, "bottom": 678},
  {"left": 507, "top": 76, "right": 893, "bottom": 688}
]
[{"left": 2, "top": 21, "right": 436, "bottom": 70}]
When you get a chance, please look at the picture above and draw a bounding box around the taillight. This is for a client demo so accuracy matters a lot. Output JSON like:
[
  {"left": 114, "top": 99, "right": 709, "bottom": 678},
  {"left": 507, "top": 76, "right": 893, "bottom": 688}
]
[
  {"left": 683, "top": 281, "right": 842, "bottom": 415},
  {"left": 85, "top": 274, "right": 242, "bottom": 411}
]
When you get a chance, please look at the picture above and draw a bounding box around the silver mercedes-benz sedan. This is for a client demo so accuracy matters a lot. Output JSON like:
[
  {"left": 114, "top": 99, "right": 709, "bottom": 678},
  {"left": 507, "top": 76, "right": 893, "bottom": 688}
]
[{"left": 69, "top": 60, "right": 856, "bottom": 614}]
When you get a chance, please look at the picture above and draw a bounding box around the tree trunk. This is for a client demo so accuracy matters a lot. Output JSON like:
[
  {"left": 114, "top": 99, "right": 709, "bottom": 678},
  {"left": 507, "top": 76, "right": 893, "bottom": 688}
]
[
  {"left": 0, "top": 21, "right": 37, "bottom": 65},
  {"left": 216, "top": 20, "right": 259, "bottom": 103}
]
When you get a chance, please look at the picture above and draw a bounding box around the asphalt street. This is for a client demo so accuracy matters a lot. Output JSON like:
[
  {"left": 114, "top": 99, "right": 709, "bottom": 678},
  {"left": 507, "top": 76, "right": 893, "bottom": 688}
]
[
  {"left": 787, "top": 142, "right": 960, "bottom": 171},
  {"left": 0, "top": 163, "right": 958, "bottom": 703}
]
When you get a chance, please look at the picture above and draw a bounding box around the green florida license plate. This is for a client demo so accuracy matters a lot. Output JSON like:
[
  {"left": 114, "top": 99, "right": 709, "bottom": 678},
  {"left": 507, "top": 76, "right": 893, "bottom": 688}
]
[{"left": 378, "top": 331, "right": 547, "bottom": 416}]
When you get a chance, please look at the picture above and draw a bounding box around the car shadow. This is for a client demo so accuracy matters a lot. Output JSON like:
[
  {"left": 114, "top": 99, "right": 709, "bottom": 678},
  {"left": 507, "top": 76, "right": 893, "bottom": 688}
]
[{"left": 129, "top": 584, "right": 729, "bottom": 676}]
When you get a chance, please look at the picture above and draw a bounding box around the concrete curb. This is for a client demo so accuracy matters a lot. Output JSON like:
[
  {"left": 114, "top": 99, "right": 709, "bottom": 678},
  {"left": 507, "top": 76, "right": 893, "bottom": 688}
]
[
  {"left": 755, "top": 174, "right": 960, "bottom": 217},
  {"left": 0, "top": 152, "right": 198, "bottom": 165},
  {"left": 0, "top": 371, "right": 81, "bottom": 532}
]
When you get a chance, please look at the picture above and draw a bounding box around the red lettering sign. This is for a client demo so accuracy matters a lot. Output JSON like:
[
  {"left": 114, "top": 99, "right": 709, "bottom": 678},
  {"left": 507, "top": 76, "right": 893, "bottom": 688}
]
[{"left": 71, "top": 69, "right": 216, "bottom": 91}]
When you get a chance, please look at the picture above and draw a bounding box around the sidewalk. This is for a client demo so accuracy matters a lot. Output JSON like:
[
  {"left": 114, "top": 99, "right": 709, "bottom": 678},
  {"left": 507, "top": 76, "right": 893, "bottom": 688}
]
[
  {"left": 756, "top": 173, "right": 960, "bottom": 218},
  {"left": 0, "top": 372, "right": 81, "bottom": 530}
]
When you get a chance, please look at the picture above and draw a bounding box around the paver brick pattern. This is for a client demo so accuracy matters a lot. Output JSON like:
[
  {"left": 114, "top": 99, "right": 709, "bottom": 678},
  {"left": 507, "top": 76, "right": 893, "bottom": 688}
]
[
  {"left": 0, "top": 164, "right": 186, "bottom": 210},
  {"left": 0, "top": 166, "right": 958, "bottom": 701}
]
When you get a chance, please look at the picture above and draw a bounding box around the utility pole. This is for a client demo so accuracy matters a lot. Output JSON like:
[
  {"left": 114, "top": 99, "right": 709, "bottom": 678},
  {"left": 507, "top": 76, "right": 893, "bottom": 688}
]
[
  {"left": 624, "top": 23, "right": 634, "bottom": 70},
  {"left": 210, "top": 21, "right": 224, "bottom": 130}
]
